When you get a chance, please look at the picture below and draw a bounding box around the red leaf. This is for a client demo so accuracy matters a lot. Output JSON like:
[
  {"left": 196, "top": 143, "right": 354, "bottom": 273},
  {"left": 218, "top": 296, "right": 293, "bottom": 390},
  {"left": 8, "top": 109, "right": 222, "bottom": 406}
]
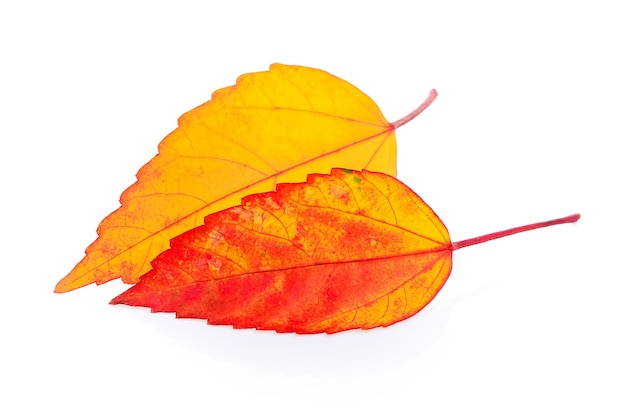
[{"left": 111, "top": 169, "right": 579, "bottom": 334}]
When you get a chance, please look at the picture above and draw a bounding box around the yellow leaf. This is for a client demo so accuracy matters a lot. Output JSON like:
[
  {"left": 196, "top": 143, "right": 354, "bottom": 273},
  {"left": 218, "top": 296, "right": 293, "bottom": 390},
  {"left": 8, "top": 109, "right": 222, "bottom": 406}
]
[{"left": 55, "top": 64, "right": 436, "bottom": 292}]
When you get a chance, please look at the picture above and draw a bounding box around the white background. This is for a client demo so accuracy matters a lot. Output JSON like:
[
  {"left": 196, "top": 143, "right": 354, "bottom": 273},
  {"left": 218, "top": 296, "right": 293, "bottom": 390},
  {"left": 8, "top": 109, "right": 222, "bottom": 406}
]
[{"left": 2, "top": 1, "right": 624, "bottom": 407}]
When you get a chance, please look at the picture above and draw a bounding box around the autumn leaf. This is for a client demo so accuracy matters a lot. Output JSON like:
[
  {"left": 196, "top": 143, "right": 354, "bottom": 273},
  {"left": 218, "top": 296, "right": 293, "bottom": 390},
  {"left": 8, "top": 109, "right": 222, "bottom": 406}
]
[
  {"left": 55, "top": 64, "right": 437, "bottom": 293},
  {"left": 111, "top": 169, "right": 579, "bottom": 334}
]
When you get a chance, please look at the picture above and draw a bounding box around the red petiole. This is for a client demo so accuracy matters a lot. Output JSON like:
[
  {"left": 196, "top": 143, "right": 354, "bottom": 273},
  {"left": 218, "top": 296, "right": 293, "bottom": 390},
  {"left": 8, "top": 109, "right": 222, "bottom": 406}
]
[{"left": 452, "top": 214, "right": 580, "bottom": 251}]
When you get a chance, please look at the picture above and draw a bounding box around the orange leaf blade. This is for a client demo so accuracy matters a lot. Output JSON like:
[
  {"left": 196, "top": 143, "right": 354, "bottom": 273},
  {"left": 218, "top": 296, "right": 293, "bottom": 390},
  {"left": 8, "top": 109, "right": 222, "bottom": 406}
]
[
  {"left": 111, "top": 169, "right": 452, "bottom": 334},
  {"left": 56, "top": 64, "right": 403, "bottom": 293}
]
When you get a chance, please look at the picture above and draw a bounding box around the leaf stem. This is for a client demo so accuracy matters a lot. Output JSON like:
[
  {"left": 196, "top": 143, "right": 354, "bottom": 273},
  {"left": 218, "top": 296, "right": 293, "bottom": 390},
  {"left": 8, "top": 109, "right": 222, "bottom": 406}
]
[
  {"left": 452, "top": 214, "right": 580, "bottom": 251},
  {"left": 391, "top": 89, "right": 438, "bottom": 129}
]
